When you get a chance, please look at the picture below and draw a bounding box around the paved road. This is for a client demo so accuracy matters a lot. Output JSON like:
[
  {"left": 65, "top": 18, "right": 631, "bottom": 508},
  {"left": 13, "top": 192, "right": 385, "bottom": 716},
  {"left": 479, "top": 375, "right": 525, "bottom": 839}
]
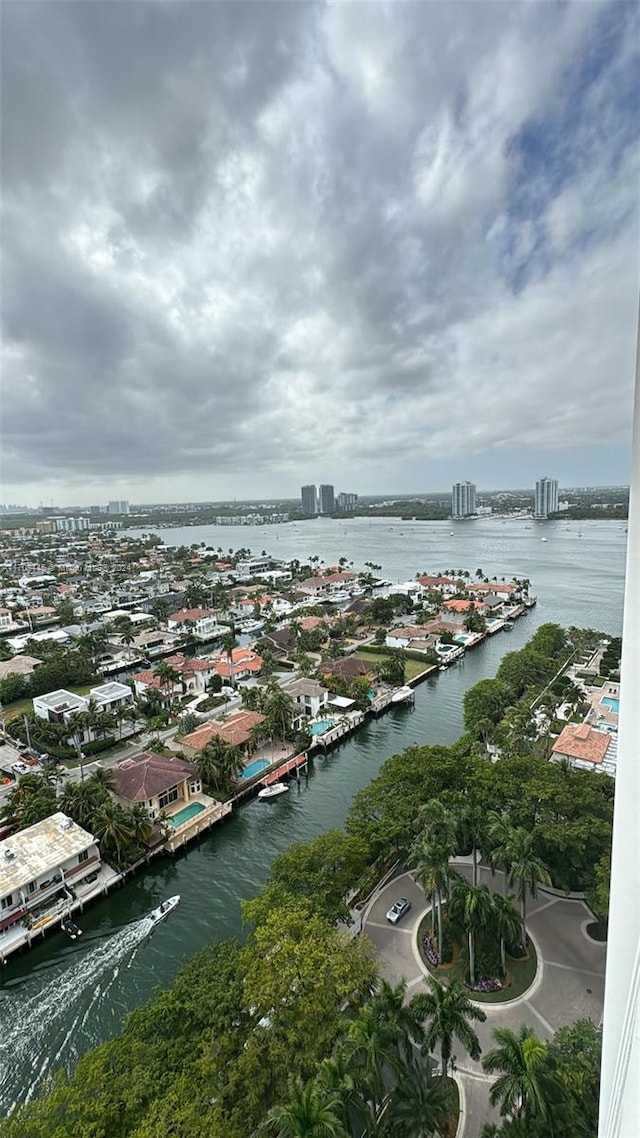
[{"left": 362, "top": 860, "right": 606, "bottom": 1138}]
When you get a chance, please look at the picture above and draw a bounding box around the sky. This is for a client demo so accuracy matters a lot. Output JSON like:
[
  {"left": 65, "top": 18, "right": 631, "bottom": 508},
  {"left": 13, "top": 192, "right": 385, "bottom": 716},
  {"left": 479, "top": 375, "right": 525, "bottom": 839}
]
[{"left": 1, "top": 1, "right": 639, "bottom": 508}]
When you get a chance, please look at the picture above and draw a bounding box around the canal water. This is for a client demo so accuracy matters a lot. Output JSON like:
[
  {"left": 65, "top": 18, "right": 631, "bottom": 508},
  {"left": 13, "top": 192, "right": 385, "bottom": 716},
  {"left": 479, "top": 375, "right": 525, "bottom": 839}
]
[{"left": 0, "top": 518, "right": 627, "bottom": 1113}]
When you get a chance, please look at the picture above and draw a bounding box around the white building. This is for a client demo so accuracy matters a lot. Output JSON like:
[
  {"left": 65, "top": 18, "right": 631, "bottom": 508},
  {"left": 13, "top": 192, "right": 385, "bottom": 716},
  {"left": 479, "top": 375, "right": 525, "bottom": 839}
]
[
  {"left": 0, "top": 813, "right": 101, "bottom": 944},
  {"left": 281, "top": 678, "right": 330, "bottom": 728},
  {"left": 108, "top": 500, "right": 130, "bottom": 515},
  {"left": 166, "top": 608, "right": 230, "bottom": 641},
  {"left": 451, "top": 481, "right": 476, "bottom": 517},
  {"left": 534, "top": 477, "right": 559, "bottom": 518},
  {"left": 33, "top": 683, "right": 134, "bottom": 742}
]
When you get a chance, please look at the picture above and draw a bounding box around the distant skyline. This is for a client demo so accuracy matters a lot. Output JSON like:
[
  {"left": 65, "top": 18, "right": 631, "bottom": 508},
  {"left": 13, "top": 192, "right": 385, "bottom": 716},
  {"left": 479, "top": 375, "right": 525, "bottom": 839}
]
[{"left": 2, "top": 2, "right": 638, "bottom": 507}]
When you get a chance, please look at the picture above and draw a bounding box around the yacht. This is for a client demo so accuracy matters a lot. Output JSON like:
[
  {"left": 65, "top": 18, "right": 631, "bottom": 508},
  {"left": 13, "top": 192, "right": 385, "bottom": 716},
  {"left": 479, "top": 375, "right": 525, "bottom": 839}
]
[{"left": 240, "top": 619, "right": 264, "bottom": 634}]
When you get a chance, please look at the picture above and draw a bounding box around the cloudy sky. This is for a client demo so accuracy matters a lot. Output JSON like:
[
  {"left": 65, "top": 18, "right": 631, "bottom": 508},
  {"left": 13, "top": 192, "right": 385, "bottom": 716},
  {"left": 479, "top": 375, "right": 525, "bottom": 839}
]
[{"left": 1, "top": 1, "right": 638, "bottom": 507}]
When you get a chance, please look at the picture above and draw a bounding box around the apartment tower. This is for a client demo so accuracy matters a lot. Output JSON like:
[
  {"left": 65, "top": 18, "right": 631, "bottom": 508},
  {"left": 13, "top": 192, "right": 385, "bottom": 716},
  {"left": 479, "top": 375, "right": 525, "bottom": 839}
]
[{"left": 451, "top": 481, "right": 476, "bottom": 518}]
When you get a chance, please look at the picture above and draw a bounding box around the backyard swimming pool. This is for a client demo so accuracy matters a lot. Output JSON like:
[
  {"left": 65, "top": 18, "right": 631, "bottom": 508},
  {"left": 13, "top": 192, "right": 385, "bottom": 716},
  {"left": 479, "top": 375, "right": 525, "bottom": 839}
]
[
  {"left": 167, "top": 802, "right": 206, "bottom": 828},
  {"left": 240, "top": 758, "right": 271, "bottom": 780},
  {"left": 308, "top": 719, "right": 336, "bottom": 736}
]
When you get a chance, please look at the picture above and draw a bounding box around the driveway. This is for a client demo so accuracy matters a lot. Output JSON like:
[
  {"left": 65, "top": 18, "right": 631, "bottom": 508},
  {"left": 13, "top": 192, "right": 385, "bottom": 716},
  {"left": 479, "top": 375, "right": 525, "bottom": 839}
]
[{"left": 362, "top": 861, "right": 606, "bottom": 1138}]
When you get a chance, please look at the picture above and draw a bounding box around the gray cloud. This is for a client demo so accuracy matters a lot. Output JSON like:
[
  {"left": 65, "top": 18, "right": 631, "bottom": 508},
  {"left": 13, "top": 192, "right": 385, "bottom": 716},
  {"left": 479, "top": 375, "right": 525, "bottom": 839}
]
[{"left": 1, "top": 0, "right": 638, "bottom": 502}]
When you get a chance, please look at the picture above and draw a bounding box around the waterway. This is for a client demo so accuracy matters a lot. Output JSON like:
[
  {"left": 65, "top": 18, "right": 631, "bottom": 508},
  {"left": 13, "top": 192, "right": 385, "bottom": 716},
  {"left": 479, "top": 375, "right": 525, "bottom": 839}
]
[{"left": 0, "top": 518, "right": 627, "bottom": 1113}]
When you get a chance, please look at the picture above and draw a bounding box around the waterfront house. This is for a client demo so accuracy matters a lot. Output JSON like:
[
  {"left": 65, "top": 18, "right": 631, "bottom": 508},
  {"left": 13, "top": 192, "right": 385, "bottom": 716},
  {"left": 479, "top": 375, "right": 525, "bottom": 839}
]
[
  {"left": 416, "top": 575, "right": 462, "bottom": 595},
  {"left": 281, "top": 678, "right": 330, "bottom": 728},
  {"left": 551, "top": 723, "right": 616, "bottom": 776},
  {"left": 319, "top": 657, "right": 373, "bottom": 682},
  {"left": 180, "top": 710, "right": 267, "bottom": 758},
  {"left": 385, "top": 625, "right": 436, "bottom": 649},
  {"left": 467, "top": 581, "right": 519, "bottom": 601},
  {"left": 259, "top": 627, "right": 297, "bottom": 657},
  {"left": 440, "top": 599, "right": 487, "bottom": 623},
  {"left": 298, "top": 572, "right": 358, "bottom": 598},
  {"left": 110, "top": 751, "right": 231, "bottom": 851},
  {"left": 166, "top": 608, "right": 230, "bottom": 641},
  {"left": 0, "top": 812, "right": 102, "bottom": 952}
]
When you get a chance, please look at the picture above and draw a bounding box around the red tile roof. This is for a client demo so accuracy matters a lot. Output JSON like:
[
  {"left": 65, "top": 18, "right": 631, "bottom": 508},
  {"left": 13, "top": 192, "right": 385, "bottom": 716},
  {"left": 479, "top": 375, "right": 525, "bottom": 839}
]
[
  {"left": 168, "top": 608, "right": 215, "bottom": 623},
  {"left": 112, "top": 751, "right": 197, "bottom": 802},
  {"left": 181, "top": 710, "right": 266, "bottom": 750},
  {"left": 552, "top": 724, "right": 611, "bottom": 766}
]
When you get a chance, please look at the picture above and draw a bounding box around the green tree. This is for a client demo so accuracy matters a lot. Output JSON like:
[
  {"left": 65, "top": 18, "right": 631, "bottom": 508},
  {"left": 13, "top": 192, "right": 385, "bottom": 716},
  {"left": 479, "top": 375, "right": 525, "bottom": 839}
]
[
  {"left": 415, "top": 977, "right": 486, "bottom": 1075},
  {"left": 463, "top": 679, "right": 513, "bottom": 741},
  {"left": 449, "top": 880, "right": 495, "bottom": 986},
  {"left": 2, "top": 773, "right": 58, "bottom": 830},
  {"left": 262, "top": 1075, "right": 347, "bottom": 1137},
  {"left": 490, "top": 893, "right": 524, "bottom": 975},
  {"left": 483, "top": 1025, "right": 564, "bottom": 1126},
  {"left": 502, "top": 829, "right": 552, "bottom": 929}
]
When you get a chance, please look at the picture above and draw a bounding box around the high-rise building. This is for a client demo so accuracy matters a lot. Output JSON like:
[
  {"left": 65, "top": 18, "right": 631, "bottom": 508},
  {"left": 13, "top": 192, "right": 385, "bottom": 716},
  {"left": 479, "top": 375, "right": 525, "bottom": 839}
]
[
  {"left": 534, "top": 477, "right": 559, "bottom": 518},
  {"left": 337, "top": 492, "right": 358, "bottom": 512},
  {"left": 108, "top": 500, "right": 130, "bottom": 515},
  {"left": 451, "top": 481, "right": 476, "bottom": 518},
  {"left": 318, "top": 484, "right": 335, "bottom": 515},
  {"left": 300, "top": 485, "right": 317, "bottom": 515}
]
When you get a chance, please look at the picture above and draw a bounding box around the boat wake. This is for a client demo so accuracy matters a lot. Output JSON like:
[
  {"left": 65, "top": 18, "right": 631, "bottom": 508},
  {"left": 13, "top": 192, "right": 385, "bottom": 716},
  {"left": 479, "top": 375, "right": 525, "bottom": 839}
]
[{"left": 0, "top": 915, "right": 154, "bottom": 1115}]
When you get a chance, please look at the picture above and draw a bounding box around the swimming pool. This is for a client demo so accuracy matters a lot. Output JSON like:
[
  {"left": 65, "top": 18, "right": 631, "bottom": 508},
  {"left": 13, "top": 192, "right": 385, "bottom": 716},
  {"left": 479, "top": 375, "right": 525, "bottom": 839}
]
[
  {"left": 601, "top": 697, "right": 620, "bottom": 713},
  {"left": 167, "top": 802, "right": 206, "bottom": 828},
  {"left": 309, "top": 719, "right": 335, "bottom": 736},
  {"left": 240, "top": 757, "right": 271, "bottom": 780}
]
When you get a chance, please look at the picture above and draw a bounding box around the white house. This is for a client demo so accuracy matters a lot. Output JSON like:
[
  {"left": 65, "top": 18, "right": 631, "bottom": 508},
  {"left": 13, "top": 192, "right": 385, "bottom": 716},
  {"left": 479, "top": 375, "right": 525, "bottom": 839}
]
[
  {"left": 0, "top": 608, "right": 13, "bottom": 630},
  {"left": 166, "top": 608, "right": 230, "bottom": 641},
  {"left": 0, "top": 813, "right": 101, "bottom": 942},
  {"left": 281, "top": 677, "right": 330, "bottom": 728},
  {"left": 33, "top": 682, "right": 134, "bottom": 742}
]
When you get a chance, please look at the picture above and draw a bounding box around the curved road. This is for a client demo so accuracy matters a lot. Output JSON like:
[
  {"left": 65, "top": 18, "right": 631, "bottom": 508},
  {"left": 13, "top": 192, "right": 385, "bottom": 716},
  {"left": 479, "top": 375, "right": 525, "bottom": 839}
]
[{"left": 362, "top": 860, "right": 606, "bottom": 1137}]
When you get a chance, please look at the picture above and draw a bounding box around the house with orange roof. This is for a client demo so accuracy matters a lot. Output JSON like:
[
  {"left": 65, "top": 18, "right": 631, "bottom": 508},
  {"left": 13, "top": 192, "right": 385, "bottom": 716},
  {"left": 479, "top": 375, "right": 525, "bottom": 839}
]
[
  {"left": 180, "top": 710, "right": 266, "bottom": 757},
  {"left": 417, "top": 575, "right": 462, "bottom": 594},
  {"left": 440, "top": 599, "right": 486, "bottom": 623},
  {"left": 551, "top": 723, "right": 615, "bottom": 775},
  {"left": 210, "top": 646, "right": 263, "bottom": 682}
]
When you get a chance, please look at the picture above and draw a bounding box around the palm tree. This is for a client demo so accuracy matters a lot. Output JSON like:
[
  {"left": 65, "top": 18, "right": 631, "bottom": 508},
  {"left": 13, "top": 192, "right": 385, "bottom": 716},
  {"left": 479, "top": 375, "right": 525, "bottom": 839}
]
[
  {"left": 155, "top": 662, "right": 181, "bottom": 710},
  {"left": 416, "top": 798, "right": 457, "bottom": 850},
  {"left": 503, "top": 828, "right": 551, "bottom": 930},
  {"left": 262, "top": 1075, "right": 347, "bottom": 1137},
  {"left": 264, "top": 682, "right": 294, "bottom": 744},
  {"left": 87, "top": 765, "right": 116, "bottom": 799},
  {"left": 196, "top": 738, "right": 230, "bottom": 791},
  {"left": 482, "top": 1024, "right": 563, "bottom": 1125},
  {"left": 368, "top": 978, "right": 427, "bottom": 1070},
  {"left": 129, "top": 803, "right": 155, "bottom": 846},
  {"left": 220, "top": 632, "right": 237, "bottom": 688},
  {"left": 409, "top": 835, "right": 457, "bottom": 960},
  {"left": 490, "top": 893, "right": 524, "bottom": 976},
  {"left": 91, "top": 799, "right": 136, "bottom": 866},
  {"left": 60, "top": 780, "right": 99, "bottom": 830},
  {"left": 414, "top": 977, "right": 486, "bottom": 1075},
  {"left": 384, "top": 1054, "right": 452, "bottom": 1138},
  {"left": 449, "top": 880, "right": 495, "bottom": 987},
  {"left": 346, "top": 1004, "right": 399, "bottom": 1114},
  {"left": 454, "top": 800, "right": 487, "bottom": 887}
]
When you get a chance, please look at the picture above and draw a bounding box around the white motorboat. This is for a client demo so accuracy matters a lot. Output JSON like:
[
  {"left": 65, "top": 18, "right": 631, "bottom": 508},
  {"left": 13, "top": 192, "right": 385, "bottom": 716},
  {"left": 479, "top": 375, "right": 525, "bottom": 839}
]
[
  {"left": 391, "top": 686, "right": 413, "bottom": 703},
  {"left": 258, "top": 782, "right": 289, "bottom": 800},
  {"left": 241, "top": 619, "right": 264, "bottom": 634},
  {"left": 150, "top": 895, "right": 180, "bottom": 923}
]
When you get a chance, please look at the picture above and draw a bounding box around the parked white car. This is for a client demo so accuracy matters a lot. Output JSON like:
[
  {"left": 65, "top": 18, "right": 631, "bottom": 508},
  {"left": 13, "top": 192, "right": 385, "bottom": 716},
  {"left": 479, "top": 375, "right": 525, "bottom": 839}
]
[{"left": 11, "top": 761, "right": 31, "bottom": 776}]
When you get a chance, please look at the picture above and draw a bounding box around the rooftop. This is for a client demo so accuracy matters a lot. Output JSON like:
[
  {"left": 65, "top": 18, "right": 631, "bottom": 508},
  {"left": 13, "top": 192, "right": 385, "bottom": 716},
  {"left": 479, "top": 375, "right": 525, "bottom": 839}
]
[
  {"left": 0, "top": 813, "right": 96, "bottom": 896},
  {"left": 111, "top": 751, "right": 197, "bottom": 802},
  {"left": 552, "top": 723, "right": 612, "bottom": 766}
]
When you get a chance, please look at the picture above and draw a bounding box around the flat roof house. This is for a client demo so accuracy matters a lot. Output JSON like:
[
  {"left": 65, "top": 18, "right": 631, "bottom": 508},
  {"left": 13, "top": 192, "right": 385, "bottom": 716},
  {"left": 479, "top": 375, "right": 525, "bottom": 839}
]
[{"left": 0, "top": 812, "right": 101, "bottom": 945}]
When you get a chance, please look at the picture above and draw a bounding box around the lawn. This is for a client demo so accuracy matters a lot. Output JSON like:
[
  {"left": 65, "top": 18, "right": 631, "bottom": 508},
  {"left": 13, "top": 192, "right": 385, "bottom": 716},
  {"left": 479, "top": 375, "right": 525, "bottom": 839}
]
[
  {"left": 353, "top": 649, "right": 432, "bottom": 682},
  {"left": 417, "top": 912, "right": 538, "bottom": 1004}
]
